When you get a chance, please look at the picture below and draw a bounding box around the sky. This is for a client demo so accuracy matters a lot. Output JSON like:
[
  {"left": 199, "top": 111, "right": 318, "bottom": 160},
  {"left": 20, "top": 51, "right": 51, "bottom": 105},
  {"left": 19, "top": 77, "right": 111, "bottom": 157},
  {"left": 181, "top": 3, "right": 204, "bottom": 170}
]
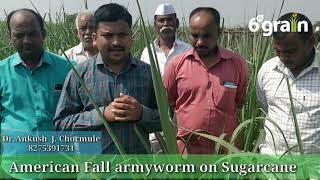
[{"left": 1, "top": 0, "right": 320, "bottom": 27}]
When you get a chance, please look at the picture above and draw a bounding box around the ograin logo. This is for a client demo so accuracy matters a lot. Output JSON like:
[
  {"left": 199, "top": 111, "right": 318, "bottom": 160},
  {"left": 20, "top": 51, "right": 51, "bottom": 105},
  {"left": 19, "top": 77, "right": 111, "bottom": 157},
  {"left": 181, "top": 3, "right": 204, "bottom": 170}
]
[{"left": 248, "top": 13, "right": 308, "bottom": 36}]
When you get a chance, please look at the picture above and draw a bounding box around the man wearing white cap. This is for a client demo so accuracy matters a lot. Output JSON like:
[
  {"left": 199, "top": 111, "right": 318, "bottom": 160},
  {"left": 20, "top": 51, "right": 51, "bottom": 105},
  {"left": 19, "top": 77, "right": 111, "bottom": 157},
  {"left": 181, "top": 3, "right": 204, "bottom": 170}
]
[
  {"left": 141, "top": 3, "right": 191, "bottom": 153},
  {"left": 141, "top": 3, "right": 191, "bottom": 76}
]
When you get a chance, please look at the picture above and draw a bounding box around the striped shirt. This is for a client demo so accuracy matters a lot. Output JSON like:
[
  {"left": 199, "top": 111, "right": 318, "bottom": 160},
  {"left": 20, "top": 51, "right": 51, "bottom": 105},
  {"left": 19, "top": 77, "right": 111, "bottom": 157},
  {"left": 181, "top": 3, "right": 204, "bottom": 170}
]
[
  {"left": 257, "top": 49, "right": 320, "bottom": 154},
  {"left": 54, "top": 53, "right": 161, "bottom": 154}
]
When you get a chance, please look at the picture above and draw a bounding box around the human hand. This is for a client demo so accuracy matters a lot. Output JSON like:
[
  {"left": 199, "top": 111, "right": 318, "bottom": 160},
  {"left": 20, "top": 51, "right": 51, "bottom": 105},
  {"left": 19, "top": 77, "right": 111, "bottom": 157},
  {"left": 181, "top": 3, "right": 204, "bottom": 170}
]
[{"left": 110, "top": 93, "right": 143, "bottom": 121}]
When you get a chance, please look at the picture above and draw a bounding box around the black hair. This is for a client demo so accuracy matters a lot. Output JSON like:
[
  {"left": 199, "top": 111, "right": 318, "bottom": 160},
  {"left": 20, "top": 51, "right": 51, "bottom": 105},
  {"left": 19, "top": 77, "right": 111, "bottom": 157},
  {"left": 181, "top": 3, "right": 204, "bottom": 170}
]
[
  {"left": 6, "top": 8, "right": 45, "bottom": 35},
  {"left": 94, "top": 3, "right": 132, "bottom": 29},
  {"left": 273, "top": 12, "right": 313, "bottom": 41},
  {"left": 189, "top": 7, "right": 220, "bottom": 26}
]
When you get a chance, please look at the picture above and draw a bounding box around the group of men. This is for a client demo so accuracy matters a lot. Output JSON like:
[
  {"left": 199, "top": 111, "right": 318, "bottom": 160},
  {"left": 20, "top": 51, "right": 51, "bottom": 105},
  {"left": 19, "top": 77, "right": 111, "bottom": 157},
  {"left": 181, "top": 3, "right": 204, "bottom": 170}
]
[{"left": 0, "top": 1, "right": 319, "bottom": 173}]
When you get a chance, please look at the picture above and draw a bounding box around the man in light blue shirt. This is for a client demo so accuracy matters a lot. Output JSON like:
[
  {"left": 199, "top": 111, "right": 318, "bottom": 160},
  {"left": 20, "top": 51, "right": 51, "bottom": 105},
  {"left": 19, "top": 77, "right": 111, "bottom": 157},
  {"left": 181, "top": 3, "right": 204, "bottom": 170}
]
[{"left": 0, "top": 9, "right": 70, "bottom": 155}]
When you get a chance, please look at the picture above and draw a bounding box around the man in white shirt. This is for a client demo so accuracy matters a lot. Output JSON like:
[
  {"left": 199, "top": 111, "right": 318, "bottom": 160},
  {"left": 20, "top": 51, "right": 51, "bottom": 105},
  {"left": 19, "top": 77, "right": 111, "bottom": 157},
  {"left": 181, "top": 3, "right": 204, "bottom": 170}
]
[
  {"left": 140, "top": 3, "right": 191, "bottom": 76},
  {"left": 65, "top": 11, "right": 98, "bottom": 63},
  {"left": 256, "top": 12, "right": 320, "bottom": 154},
  {"left": 140, "top": 3, "right": 191, "bottom": 153}
]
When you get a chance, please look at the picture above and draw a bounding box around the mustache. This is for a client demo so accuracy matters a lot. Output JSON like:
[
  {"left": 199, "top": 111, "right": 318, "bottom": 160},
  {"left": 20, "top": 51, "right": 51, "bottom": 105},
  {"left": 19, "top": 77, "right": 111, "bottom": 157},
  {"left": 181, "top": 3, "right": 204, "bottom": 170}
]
[
  {"left": 195, "top": 46, "right": 208, "bottom": 49},
  {"left": 160, "top": 26, "right": 175, "bottom": 33},
  {"left": 109, "top": 46, "right": 125, "bottom": 51}
]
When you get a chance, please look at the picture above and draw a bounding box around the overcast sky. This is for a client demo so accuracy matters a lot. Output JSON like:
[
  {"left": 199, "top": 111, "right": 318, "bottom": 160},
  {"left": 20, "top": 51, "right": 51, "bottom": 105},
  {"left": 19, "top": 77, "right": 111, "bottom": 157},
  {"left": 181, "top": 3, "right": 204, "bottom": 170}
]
[{"left": 1, "top": 0, "right": 320, "bottom": 26}]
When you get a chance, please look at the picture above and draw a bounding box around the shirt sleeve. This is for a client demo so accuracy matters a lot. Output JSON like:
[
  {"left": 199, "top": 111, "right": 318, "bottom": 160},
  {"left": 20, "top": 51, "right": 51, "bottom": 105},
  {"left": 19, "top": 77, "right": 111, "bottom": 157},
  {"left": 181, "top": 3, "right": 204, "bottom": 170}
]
[
  {"left": 138, "top": 88, "right": 161, "bottom": 133},
  {"left": 235, "top": 58, "right": 249, "bottom": 109},
  {"left": 0, "top": 105, "right": 2, "bottom": 124},
  {"left": 163, "top": 58, "right": 178, "bottom": 107},
  {"left": 53, "top": 71, "right": 105, "bottom": 131},
  {"left": 256, "top": 68, "right": 268, "bottom": 113},
  {"left": 0, "top": 75, "right": 3, "bottom": 126}
]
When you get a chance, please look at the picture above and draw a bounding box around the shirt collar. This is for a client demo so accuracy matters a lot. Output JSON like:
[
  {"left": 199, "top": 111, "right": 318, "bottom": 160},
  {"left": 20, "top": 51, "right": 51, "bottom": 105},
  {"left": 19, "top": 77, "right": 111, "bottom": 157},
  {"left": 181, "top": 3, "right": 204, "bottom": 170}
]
[
  {"left": 12, "top": 51, "right": 52, "bottom": 67},
  {"left": 95, "top": 53, "right": 137, "bottom": 68},
  {"left": 314, "top": 49, "right": 320, "bottom": 69},
  {"left": 154, "top": 37, "right": 179, "bottom": 49},
  {"left": 185, "top": 47, "right": 232, "bottom": 61},
  {"left": 74, "top": 42, "right": 84, "bottom": 55}
]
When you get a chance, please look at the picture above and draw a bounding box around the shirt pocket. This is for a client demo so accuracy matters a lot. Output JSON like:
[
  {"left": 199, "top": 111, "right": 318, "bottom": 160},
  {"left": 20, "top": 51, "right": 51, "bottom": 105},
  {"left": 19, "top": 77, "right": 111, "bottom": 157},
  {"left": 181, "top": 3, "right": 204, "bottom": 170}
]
[
  {"left": 213, "top": 81, "right": 237, "bottom": 112},
  {"left": 40, "top": 89, "right": 62, "bottom": 114}
]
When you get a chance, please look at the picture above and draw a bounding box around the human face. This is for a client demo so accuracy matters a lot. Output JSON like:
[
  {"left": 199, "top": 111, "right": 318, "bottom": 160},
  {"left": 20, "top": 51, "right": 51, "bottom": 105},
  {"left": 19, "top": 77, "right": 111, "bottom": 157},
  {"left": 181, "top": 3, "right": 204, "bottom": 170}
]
[
  {"left": 189, "top": 11, "right": 219, "bottom": 58},
  {"left": 77, "top": 15, "right": 95, "bottom": 49},
  {"left": 10, "top": 11, "right": 45, "bottom": 61},
  {"left": 154, "top": 14, "right": 178, "bottom": 39},
  {"left": 273, "top": 33, "right": 314, "bottom": 71},
  {"left": 93, "top": 20, "right": 132, "bottom": 65}
]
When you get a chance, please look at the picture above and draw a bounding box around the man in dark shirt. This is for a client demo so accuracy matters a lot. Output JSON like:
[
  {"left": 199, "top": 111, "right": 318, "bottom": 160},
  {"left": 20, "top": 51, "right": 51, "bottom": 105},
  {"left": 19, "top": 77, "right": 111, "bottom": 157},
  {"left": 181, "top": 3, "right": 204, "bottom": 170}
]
[{"left": 54, "top": 3, "right": 161, "bottom": 154}]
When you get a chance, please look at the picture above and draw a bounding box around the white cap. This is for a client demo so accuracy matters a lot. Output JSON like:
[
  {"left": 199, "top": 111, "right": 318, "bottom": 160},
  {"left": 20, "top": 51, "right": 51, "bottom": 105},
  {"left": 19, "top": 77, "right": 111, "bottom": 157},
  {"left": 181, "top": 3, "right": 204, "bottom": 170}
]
[{"left": 154, "top": 3, "right": 176, "bottom": 16}]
